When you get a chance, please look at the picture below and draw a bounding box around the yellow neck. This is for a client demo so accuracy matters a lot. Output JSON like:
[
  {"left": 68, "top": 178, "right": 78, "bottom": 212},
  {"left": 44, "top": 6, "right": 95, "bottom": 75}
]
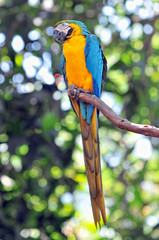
[{"left": 62, "top": 32, "right": 93, "bottom": 92}]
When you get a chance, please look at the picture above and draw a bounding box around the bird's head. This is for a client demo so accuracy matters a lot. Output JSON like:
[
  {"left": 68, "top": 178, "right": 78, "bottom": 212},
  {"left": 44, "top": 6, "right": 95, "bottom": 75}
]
[{"left": 53, "top": 20, "right": 90, "bottom": 44}]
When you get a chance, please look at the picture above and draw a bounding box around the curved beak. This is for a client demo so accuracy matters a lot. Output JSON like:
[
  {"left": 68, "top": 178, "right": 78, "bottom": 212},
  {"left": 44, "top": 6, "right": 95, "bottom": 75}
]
[{"left": 53, "top": 29, "right": 66, "bottom": 44}]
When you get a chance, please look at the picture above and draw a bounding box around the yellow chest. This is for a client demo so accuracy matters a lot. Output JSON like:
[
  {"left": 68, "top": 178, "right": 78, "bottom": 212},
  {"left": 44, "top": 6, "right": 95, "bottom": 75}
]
[{"left": 63, "top": 36, "right": 93, "bottom": 92}]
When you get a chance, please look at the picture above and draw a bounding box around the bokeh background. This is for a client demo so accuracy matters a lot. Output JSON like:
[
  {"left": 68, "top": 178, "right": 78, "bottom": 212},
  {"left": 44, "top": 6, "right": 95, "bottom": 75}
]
[{"left": 0, "top": 0, "right": 159, "bottom": 239}]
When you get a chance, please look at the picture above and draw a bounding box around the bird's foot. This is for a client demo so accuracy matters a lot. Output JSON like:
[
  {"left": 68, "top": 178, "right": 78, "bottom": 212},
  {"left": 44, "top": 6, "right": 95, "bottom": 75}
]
[
  {"left": 69, "top": 84, "right": 90, "bottom": 101},
  {"left": 69, "top": 84, "right": 77, "bottom": 96}
]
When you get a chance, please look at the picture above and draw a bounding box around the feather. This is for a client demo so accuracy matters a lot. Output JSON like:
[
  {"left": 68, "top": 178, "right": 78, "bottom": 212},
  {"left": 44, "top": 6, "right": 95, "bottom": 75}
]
[{"left": 80, "top": 108, "right": 107, "bottom": 226}]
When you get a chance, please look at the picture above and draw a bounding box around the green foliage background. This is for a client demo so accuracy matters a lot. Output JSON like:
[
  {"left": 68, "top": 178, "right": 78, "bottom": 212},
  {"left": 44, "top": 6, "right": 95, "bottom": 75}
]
[{"left": 0, "top": 0, "right": 159, "bottom": 239}]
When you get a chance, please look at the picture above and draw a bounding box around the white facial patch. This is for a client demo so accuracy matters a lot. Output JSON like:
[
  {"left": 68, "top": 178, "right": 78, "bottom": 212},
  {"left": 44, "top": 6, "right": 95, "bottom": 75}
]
[{"left": 55, "top": 22, "right": 70, "bottom": 32}]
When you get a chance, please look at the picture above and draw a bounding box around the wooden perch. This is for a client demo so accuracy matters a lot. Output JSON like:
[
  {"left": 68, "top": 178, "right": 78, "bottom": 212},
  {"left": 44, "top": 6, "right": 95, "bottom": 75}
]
[{"left": 67, "top": 87, "right": 159, "bottom": 138}]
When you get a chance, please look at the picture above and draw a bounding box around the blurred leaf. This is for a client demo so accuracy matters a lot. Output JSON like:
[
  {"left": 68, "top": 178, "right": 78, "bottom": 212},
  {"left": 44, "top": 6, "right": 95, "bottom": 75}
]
[{"left": 42, "top": 112, "right": 58, "bottom": 131}]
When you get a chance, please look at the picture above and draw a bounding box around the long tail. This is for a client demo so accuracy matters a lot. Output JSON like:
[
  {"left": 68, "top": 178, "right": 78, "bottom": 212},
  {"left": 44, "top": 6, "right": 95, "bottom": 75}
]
[{"left": 79, "top": 107, "right": 107, "bottom": 227}]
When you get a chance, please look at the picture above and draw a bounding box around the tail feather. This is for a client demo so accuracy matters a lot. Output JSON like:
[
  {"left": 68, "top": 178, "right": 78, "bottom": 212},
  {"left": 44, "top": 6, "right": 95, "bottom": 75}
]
[
  {"left": 91, "top": 198, "right": 101, "bottom": 228},
  {"left": 85, "top": 158, "right": 96, "bottom": 197},
  {"left": 79, "top": 108, "right": 107, "bottom": 227}
]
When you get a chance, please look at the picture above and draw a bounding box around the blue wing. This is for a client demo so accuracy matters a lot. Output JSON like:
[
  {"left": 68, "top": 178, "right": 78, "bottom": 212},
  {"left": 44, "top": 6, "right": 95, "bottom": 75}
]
[
  {"left": 83, "top": 34, "right": 107, "bottom": 123},
  {"left": 60, "top": 50, "right": 68, "bottom": 87},
  {"left": 85, "top": 34, "right": 107, "bottom": 99}
]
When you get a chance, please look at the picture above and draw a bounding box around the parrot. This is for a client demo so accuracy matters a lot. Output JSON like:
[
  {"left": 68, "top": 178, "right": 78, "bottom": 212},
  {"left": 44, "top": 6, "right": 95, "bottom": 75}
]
[{"left": 53, "top": 20, "right": 107, "bottom": 227}]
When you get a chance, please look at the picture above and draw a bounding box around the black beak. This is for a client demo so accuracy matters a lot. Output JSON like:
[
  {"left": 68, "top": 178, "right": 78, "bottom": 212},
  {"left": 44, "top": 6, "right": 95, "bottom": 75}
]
[
  {"left": 53, "top": 30, "right": 61, "bottom": 43},
  {"left": 53, "top": 30, "right": 66, "bottom": 44}
]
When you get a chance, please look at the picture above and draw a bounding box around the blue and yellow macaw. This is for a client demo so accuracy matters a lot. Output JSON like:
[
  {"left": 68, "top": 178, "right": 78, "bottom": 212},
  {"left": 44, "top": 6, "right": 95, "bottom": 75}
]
[{"left": 53, "top": 20, "right": 107, "bottom": 227}]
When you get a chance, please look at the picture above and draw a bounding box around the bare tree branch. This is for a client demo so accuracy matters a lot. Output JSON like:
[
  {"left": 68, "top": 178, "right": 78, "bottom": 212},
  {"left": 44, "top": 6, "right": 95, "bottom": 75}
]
[{"left": 67, "top": 87, "right": 159, "bottom": 138}]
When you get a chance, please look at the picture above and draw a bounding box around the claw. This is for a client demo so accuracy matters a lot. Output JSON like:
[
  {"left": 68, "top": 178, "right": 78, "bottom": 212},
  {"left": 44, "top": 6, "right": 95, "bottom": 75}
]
[
  {"left": 75, "top": 88, "right": 81, "bottom": 101},
  {"left": 69, "top": 84, "right": 91, "bottom": 101},
  {"left": 69, "top": 84, "right": 77, "bottom": 95}
]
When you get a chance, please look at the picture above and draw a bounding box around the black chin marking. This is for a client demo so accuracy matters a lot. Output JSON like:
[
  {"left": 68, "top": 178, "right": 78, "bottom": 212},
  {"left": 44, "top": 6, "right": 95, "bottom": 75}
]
[{"left": 67, "top": 28, "right": 73, "bottom": 37}]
